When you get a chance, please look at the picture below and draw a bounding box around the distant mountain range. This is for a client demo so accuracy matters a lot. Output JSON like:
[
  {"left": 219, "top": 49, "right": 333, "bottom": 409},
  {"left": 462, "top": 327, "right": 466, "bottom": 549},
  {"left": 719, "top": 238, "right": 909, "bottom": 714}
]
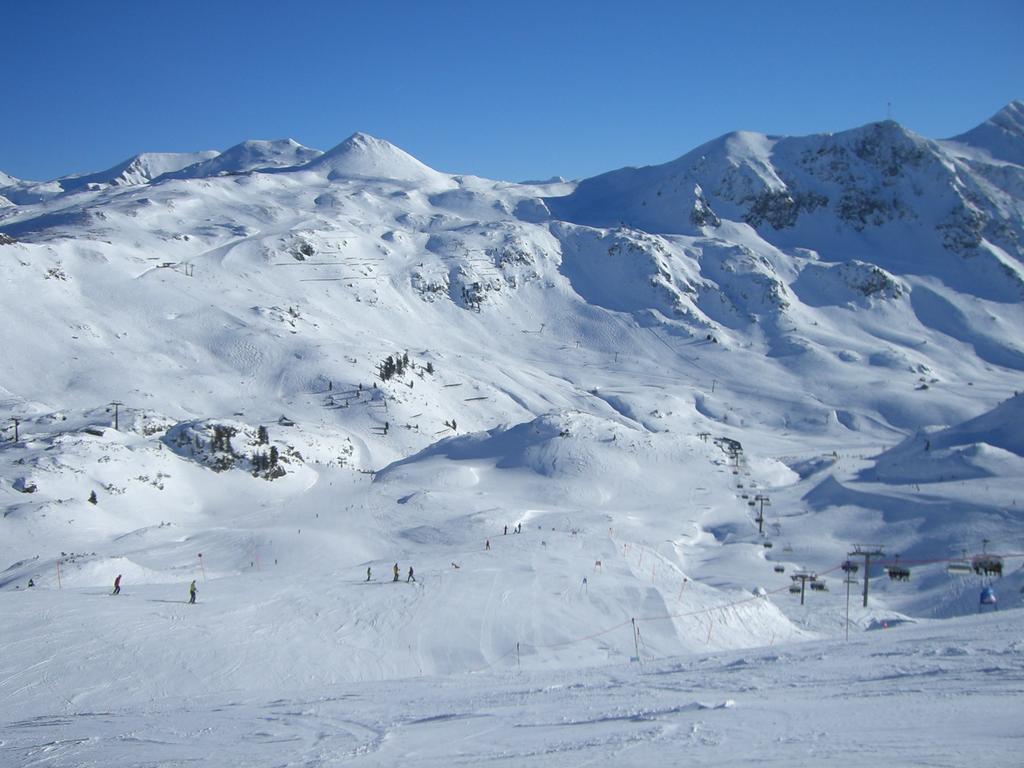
[{"left": 1, "top": 102, "right": 1022, "bottom": 435}]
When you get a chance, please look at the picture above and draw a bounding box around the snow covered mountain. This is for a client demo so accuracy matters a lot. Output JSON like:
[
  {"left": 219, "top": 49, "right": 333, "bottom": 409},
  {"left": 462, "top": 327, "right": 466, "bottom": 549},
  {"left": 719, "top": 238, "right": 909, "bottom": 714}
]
[
  {"left": 58, "top": 150, "right": 222, "bottom": 192},
  {"left": 156, "top": 138, "right": 323, "bottom": 181},
  {"left": 1, "top": 105, "right": 1022, "bottom": 765},
  {"left": 547, "top": 103, "right": 1024, "bottom": 304},
  {"left": 948, "top": 98, "right": 1024, "bottom": 166}
]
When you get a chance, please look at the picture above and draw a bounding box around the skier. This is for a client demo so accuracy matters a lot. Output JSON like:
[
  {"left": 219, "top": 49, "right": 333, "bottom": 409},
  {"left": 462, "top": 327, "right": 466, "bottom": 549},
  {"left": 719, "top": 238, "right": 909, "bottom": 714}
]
[
  {"left": 112, "top": 574, "right": 122, "bottom": 596},
  {"left": 504, "top": 525, "right": 508, "bottom": 535},
  {"left": 27, "top": 578, "right": 34, "bottom": 588},
  {"left": 366, "top": 566, "right": 372, "bottom": 582},
  {"left": 188, "top": 579, "right": 197, "bottom": 604},
  {"left": 485, "top": 539, "right": 490, "bottom": 551},
  {"left": 393, "top": 563, "right": 400, "bottom": 582},
  {"left": 407, "top": 566, "right": 415, "bottom": 583}
]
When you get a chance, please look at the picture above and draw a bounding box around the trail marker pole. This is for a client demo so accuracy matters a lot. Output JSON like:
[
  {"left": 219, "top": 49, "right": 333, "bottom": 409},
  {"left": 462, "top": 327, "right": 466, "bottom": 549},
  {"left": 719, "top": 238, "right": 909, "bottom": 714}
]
[
  {"left": 11, "top": 417, "right": 19, "bottom": 442},
  {"left": 846, "top": 573, "right": 851, "bottom": 640},
  {"left": 56, "top": 559, "right": 62, "bottom": 590},
  {"left": 631, "top": 618, "right": 641, "bottom": 664},
  {"left": 516, "top": 642, "right": 521, "bottom": 669},
  {"left": 198, "top": 552, "right": 206, "bottom": 582}
]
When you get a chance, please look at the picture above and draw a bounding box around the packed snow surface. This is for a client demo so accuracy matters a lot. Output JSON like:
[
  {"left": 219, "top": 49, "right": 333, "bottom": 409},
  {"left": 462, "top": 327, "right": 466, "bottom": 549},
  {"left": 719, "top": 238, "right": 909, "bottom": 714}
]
[{"left": 2, "top": 103, "right": 1023, "bottom": 766}]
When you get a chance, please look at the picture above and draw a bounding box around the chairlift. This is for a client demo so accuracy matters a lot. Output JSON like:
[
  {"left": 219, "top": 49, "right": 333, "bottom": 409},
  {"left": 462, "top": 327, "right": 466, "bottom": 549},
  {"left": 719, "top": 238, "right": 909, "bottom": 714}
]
[
  {"left": 841, "top": 560, "right": 859, "bottom": 574},
  {"left": 789, "top": 584, "right": 802, "bottom": 594},
  {"left": 946, "top": 560, "right": 972, "bottom": 576},
  {"left": 886, "top": 566, "right": 911, "bottom": 582},
  {"left": 979, "top": 585, "right": 997, "bottom": 611},
  {"left": 972, "top": 555, "right": 1003, "bottom": 578},
  {"left": 810, "top": 581, "right": 828, "bottom": 592},
  {"left": 763, "top": 541, "right": 773, "bottom": 549},
  {"left": 774, "top": 564, "right": 785, "bottom": 573}
]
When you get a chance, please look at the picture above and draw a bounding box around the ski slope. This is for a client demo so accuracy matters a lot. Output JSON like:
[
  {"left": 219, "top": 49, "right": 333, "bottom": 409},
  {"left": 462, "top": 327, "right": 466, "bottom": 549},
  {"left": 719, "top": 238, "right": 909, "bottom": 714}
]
[{"left": 2, "top": 103, "right": 1024, "bottom": 766}]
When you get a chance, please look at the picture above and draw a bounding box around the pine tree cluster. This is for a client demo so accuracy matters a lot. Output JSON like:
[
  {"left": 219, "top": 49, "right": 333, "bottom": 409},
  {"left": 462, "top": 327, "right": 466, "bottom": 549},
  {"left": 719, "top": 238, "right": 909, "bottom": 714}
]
[
  {"left": 210, "top": 425, "right": 237, "bottom": 454},
  {"left": 378, "top": 352, "right": 411, "bottom": 382},
  {"left": 251, "top": 445, "right": 283, "bottom": 478}
]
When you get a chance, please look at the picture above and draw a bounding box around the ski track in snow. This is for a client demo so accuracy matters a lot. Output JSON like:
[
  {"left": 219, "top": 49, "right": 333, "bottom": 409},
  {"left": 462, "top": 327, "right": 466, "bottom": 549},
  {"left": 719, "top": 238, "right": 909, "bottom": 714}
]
[{"left": 2, "top": 614, "right": 1022, "bottom": 766}]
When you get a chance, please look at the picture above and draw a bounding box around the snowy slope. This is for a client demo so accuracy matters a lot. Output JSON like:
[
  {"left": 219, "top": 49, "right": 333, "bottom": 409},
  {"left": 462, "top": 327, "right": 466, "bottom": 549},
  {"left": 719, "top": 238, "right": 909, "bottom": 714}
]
[
  {"left": 547, "top": 113, "right": 1024, "bottom": 305},
  {"left": 156, "top": 138, "right": 323, "bottom": 180},
  {"left": 300, "top": 132, "right": 454, "bottom": 186},
  {"left": 1, "top": 105, "right": 1023, "bottom": 766},
  {"left": 947, "top": 99, "right": 1024, "bottom": 166},
  {"left": 58, "top": 150, "right": 221, "bottom": 192}
]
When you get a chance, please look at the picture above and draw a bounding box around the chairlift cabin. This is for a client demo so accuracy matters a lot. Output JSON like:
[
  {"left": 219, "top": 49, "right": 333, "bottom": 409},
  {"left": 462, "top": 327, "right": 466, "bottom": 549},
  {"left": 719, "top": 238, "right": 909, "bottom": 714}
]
[
  {"left": 810, "top": 580, "right": 828, "bottom": 592},
  {"left": 763, "top": 541, "right": 773, "bottom": 549},
  {"left": 886, "top": 566, "right": 911, "bottom": 582},
  {"left": 774, "top": 564, "right": 785, "bottom": 573},
  {"left": 972, "top": 555, "right": 1003, "bottom": 578},
  {"left": 789, "top": 583, "right": 802, "bottom": 594},
  {"left": 841, "top": 560, "right": 859, "bottom": 574},
  {"left": 979, "top": 585, "right": 997, "bottom": 611},
  {"left": 946, "top": 560, "right": 972, "bottom": 575}
]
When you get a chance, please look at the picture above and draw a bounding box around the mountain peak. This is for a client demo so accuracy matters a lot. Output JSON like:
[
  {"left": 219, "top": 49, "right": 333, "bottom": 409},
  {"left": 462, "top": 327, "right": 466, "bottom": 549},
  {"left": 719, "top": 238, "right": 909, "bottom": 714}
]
[
  {"left": 948, "top": 100, "right": 1024, "bottom": 165},
  {"left": 58, "top": 150, "right": 219, "bottom": 192},
  {"left": 303, "top": 132, "right": 447, "bottom": 184},
  {"left": 156, "top": 138, "right": 323, "bottom": 181}
]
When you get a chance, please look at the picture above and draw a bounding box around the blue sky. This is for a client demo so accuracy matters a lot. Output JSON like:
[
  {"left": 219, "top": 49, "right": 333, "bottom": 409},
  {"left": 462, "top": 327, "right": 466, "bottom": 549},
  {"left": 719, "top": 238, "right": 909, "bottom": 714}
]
[{"left": 4, "top": 0, "right": 1021, "bottom": 182}]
